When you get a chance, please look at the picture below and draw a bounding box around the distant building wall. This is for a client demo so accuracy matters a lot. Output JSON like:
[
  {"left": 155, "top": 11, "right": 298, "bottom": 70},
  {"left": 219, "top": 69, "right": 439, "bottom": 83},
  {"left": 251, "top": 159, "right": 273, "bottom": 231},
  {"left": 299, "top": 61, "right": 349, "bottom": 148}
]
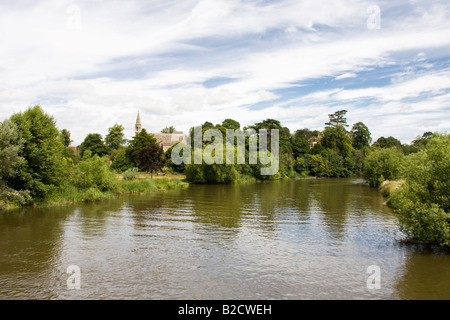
[{"left": 152, "top": 133, "right": 187, "bottom": 152}]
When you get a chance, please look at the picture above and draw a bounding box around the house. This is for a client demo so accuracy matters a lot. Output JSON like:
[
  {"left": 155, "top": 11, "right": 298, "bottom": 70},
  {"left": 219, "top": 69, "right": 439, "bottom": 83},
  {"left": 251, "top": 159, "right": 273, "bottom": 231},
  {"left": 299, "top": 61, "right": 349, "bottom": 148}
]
[
  {"left": 151, "top": 133, "right": 187, "bottom": 152},
  {"left": 135, "top": 111, "right": 187, "bottom": 152},
  {"left": 308, "top": 136, "right": 321, "bottom": 149}
]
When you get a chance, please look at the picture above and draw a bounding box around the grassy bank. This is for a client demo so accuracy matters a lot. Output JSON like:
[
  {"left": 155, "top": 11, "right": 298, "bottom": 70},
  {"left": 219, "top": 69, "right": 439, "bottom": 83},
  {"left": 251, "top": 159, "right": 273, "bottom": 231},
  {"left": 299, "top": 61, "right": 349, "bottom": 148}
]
[
  {"left": 28, "top": 176, "right": 189, "bottom": 208},
  {"left": 379, "top": 180, "right": 404, "bottom": 199}
]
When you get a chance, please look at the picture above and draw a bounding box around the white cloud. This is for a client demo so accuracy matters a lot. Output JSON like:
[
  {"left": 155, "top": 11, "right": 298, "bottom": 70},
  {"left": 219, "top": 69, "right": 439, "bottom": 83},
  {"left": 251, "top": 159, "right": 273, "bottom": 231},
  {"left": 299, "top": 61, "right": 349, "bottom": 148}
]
[
  {"left": 0, "top": 0, "right": 449, "bottom": 144},
  {"left": 335, "top": 73, "right": 358, "bottom": 80}
]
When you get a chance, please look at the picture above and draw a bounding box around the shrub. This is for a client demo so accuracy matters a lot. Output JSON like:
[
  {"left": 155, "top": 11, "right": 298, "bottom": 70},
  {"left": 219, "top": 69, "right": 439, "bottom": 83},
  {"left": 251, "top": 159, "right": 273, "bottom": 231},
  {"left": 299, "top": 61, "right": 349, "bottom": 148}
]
[
  {"left": 389, "top": 134, "right": 450, "bottom": 246},
  {"left": 363, "top": 147, "right": 404, "bottom": 187},
  {"left": 72, "top": 154, "right": 118, "bottom": 191},
  {"left": 122, "top": 167, "right": 140, "bottom": 181},
  {"left": 110, "top": 149, "right": 133, "bottom": 173}
]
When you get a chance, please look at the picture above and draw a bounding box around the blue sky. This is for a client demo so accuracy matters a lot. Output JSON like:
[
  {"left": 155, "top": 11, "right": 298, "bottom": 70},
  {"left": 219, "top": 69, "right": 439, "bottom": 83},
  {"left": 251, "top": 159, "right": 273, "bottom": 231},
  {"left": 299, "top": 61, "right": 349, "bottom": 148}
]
[{"left": 0, "top": 0, "right": 449, "bottom": 145}]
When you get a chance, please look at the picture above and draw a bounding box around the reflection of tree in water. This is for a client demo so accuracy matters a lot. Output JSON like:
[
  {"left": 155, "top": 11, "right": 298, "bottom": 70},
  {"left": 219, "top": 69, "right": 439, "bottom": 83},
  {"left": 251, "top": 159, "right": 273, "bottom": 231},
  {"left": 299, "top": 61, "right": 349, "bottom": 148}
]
[
  {"left": 128, "top": 189, "right": 194, "bottom": 232},
  {"left": 394, "top": 245, "right": 450, "bottom": 300},
  {"left": 188, "top": 184, "right": 247, "bottom": 232},
  {"left": 309, "top": 178, "right": 353, "bottom": 240},
  {"left": 74, "top": 197, "right": 130, "bottom": 237},
  {"left": 187, "top": 179, "right": 314, "bottom": 238}
]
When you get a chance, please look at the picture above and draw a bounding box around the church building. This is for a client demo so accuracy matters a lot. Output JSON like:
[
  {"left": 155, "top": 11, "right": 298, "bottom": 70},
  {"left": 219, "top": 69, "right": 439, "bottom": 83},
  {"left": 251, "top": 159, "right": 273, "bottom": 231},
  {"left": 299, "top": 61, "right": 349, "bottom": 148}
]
[{"left": 134, "top": 111, "right": 186, "bottom": 152}]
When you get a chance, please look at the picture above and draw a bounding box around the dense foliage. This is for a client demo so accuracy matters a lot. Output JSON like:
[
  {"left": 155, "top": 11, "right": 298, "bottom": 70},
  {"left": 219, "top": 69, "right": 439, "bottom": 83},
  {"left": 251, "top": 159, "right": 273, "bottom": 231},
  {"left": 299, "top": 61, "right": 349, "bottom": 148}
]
[
  {"left": 7, "top": 106, "right": 66, "bottom": 200},
  {"left": 363, "top": 147, "right": 405, "bottom": 187},
  {"left": 388, "top": 134, "right": 450, "bottom": 246}
]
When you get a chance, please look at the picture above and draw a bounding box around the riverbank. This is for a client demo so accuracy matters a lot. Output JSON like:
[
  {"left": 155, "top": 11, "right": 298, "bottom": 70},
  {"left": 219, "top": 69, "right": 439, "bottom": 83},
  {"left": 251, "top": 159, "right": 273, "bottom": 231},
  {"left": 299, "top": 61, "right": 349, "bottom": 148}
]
[
  {"left": 379, "top": 180, "right": 404, "bottom": 199},
  {"left": 1, "top": 172, "right": 308, "bottom": 211},
  {"left": 1, "top": 176, "right": 189, "bottom": 210},
  {"left": 379, "top": 179, "right": 450, "bottom": 248}
]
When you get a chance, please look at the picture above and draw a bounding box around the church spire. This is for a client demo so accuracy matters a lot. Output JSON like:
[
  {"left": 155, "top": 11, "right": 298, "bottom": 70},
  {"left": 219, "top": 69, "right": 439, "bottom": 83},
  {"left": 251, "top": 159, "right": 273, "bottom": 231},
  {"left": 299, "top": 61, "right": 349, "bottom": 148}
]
[{"left": 135, "top": 111, "right": 142, "bottom": 135}]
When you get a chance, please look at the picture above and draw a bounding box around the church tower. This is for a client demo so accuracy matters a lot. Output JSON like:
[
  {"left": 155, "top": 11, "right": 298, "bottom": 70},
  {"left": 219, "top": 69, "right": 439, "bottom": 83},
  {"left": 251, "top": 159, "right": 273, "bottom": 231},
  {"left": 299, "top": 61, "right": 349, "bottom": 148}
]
[{"left": 135, "top": 111, "right": 142, "bottom": 136}]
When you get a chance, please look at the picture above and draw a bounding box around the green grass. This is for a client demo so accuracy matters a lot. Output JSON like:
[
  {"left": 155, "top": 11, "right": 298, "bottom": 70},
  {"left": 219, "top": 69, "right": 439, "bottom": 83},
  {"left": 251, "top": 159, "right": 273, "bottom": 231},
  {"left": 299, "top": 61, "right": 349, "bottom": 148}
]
[
  {"left": 118, "top": 177, "right": 189, "bottom": 194},
  {"left": 38, "top": 178, "right": 189, "bottom": 208}
]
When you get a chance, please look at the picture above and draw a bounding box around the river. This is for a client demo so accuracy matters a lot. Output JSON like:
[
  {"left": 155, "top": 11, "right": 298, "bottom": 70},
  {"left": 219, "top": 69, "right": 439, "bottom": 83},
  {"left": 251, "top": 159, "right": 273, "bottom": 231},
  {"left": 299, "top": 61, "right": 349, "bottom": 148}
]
[{"left": 0, "top": 178, "right": 449, "bottom": 299}]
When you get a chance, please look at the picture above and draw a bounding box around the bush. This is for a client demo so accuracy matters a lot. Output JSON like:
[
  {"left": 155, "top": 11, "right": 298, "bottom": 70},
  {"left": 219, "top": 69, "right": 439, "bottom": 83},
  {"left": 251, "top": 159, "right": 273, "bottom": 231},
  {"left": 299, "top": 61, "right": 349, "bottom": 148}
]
[
  {"left": 110, "top": 149, "right": 133, "bottom": 173},
  {"left": 363, "top": 147, "right": 404, "bottom": 187},
  {"left": 122, "top": 167, "right": 140, "bottom": 181},
  {"left": 72, "top": 154, "right": 118, "bottom": 191},
  {"left": 389, "top": 134, "right": 450, "bottom": 246},
  {"left": 185, "top": 162, "right": 240, "bottom": 184}
]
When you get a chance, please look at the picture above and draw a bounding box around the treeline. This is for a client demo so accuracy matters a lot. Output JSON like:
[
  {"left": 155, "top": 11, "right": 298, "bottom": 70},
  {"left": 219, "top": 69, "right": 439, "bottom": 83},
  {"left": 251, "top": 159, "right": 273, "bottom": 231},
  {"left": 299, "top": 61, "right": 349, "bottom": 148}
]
[
  {"left": 175, "top": 110, "right": 435, "bottom": 183},
  {"left": 0, "top": 106, "right": 184, "bottom": 209}
]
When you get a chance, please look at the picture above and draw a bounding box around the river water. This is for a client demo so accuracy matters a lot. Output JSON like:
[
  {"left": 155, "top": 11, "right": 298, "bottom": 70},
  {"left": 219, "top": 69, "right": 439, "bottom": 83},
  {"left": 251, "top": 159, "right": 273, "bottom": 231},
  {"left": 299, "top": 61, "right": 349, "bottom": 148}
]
[{"left": 0, "top": 178, "right": 449, "bottom": 300}]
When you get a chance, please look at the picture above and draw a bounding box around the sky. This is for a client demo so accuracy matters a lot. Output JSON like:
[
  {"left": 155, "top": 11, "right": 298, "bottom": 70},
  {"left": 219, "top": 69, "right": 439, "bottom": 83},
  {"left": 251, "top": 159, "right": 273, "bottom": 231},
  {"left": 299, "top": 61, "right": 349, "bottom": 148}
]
[{"left": 0, "top": 0, "right": 449, "bottom": 145}]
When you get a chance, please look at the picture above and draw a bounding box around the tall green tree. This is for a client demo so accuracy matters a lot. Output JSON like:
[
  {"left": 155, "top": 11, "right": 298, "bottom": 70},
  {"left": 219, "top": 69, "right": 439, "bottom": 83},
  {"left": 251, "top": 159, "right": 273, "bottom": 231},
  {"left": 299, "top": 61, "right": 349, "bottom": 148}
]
[
  {"left": 374, "top": 136, "right": 402, "bottom": 150},
  {"left": 126, "top": 128, "right": 157, "bottom": 165},
  {"left": 105, "top": 123, "right": 126, "bottom": 151},
  {"left": 60, "top": 129, "right": 72, "bottom": 147},
  {"left": 320, "top": 125, "right": 353, "bottom": 158},
  {"left": 8, "top": 105, "right": 66, "bottom": 200},
  {"left": 222, "top": 119, "right": 240, "bottom": 130},
  {"left": 294, "top": 128, "right": 320, "bottom": 141},
  {"left": 363, "top": 147, "right": 404, "bottom": 187},
  {"left": 389, "top": 134, "right": 450, "bottom": 246},
  {"left": 0, "top": 120, "right": 24, "bottom": 179},
  {"left": 351, "top": 122, "right": 372, "bottom": 149},
  {"left": 411, "top": 131, "right": 434, "bottom": 149},
  {"left": 161, "top": 126, "right": 182, "bottom": 134},
  {"left": 79, "top": 133, "right": 108, "bottom": 157},
  {"left": 291, "top": 135, "right": 310, "bottom": 158},
  {"left": 0, "top": 120, "right": 31, "bottom": 206},
  {"left": 325, "top": 110, "right": 348, "bottom": 128},
  {"left": 110, "top": 148, "right": 133, "bottom": 173}
]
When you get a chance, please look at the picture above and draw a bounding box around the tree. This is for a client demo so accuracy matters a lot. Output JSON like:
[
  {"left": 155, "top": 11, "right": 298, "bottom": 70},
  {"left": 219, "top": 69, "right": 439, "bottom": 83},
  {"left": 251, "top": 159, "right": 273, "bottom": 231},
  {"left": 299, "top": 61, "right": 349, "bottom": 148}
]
[
  {"left": 374, "top": 136, "right": 402, "bottom": 150},
  {"left": 244, "top": 118, "right": 285, "bottom": 151},
  {"left": 222, "top": 119, "right": 240, "bottom": 130},
  {"left": 72, "top": 153, "right": 118, "bottom": 192},
  {"left": 411, "top": 131, "right": 434, "bottom": 149},
  {"left": 60, "top": 129, "right": 72, "bottom": 147},
  {"left": 389, "top": 134, "right": 450, "bottom": 246},
  {"left": 165, "top": 142, "right": 185, "bottom": 173},
  {"left": 8, "top": 105, "right": 66, "bottom": 200},
  {"left": 135, "top": 143, "right": 167, "bottom": 178},
  {"left": 325, "top": 110, "right": 348, "bottom": 127},
  {"left": 0, "top": 120, "right": 24, "bottom": 179},
  {"left": 320, "top": 125, "right": 353, "bottom": 158},
  {"left": 0, "top": 120, "right": 32, "bottom": 207},
  {"left": 294, "top": 128, "right": 320, "bottom": 141},
  {"left": 79, "top": 133, "right": 108, "bottom": 157},
  {"left": 110, "top": 148, "right": 133, "bottom": 173},
  {"left": 245, "top": 118, "right": 282, "bottom": 132},
  {"left": 202, "top": 121, "right": 214, "bottom": 129},
  {"left": 126, "top": 128, "right": 157, "bottom": 166},
  {"left": 0, "top": 121, "right": 31, "bottom": 207},
  {"left": 291, "top": 135, "right": 309, "bottom": 158},
  {"left": 105, "top": 123, "right": 126, "bottom": 151},
  {"left": 161, "top": 126, "right": 182, "bottom": 134},
  {"left": 351, "top": 122, "right": 372, "bottom": 149},
  {"left": 363, "top": 147, "right": 405, "bottom": 187}
]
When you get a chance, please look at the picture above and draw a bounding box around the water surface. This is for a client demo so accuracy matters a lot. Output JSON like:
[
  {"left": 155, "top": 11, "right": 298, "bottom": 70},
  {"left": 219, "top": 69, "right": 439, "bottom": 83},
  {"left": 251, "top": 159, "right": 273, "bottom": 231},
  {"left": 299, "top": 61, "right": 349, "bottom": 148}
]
[{"left": 0, "top": 178, "right": 449, "bottom": 299}]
